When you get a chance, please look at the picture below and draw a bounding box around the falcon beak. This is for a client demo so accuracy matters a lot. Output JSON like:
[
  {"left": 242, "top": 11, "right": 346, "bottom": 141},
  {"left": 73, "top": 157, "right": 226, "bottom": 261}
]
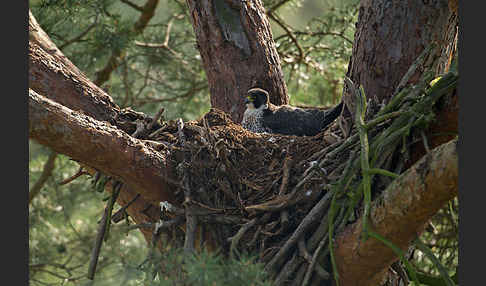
[{"left": 244, "top": 97, "right": 250, "bottom": 104}]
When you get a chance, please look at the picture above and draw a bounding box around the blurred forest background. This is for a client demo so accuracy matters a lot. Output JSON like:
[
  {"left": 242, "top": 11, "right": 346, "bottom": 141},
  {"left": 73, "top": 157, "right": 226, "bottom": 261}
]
[{"left": 28, "top": 0, "right": 458, "bottom": 285}]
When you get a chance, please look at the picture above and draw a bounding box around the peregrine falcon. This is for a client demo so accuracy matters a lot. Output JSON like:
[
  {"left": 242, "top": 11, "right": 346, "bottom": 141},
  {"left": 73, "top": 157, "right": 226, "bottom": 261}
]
[{"left": 241, "top": 88, "right": 343, "bottom": 136}]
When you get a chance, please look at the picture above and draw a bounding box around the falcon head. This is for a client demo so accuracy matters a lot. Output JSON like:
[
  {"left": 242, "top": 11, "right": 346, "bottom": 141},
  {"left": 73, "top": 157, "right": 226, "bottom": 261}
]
[{"left": 245, "top": 88, "right": 269, "bottom": 110}]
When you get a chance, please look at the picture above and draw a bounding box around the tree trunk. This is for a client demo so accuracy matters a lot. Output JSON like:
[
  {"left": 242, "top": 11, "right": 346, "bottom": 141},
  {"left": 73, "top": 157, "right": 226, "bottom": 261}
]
[
  {"left": 28, "top": 1, "right": 459, "bottom": 284},
  {"left": 345, "top": 0, "right": 458, "bottom": 107},
  {"left": 185, "top": 0, "right": 288, "bottom": 122},
  {"left": 334, "top": 0, "right": 458, "bottom": 284}
]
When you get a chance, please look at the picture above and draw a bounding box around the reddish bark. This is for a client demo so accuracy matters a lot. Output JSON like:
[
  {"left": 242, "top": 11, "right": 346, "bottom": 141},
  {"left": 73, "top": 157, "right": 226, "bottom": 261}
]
[
  {"left": 29, "top": 10, "right": 120, "bottom": 123},
  {"left": 345, "top": 0, "right": 458, "bottom": 105},
  {"left": 28, "top": 3, "right": 460, "bottom": 283},
  {"left": 186, "top": 0, "right": 288, "bottom": 122},
  {"left": 333, "top": 139, "right": 458, "bottom": 286},
  {"left": 29, "top": 89, "right": 175, "bottom": 205},
  {"left": 334, "top": 1, "right": 459, "bottom": 284}
]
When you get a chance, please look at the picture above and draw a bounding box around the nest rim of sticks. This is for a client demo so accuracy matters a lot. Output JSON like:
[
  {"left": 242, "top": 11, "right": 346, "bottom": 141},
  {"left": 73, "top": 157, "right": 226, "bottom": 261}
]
[
  {"left": 89, "top": 51, "right": 458, "bottom": 285},
  {"left": 146, "top": 66, "right": 456, "bottom": 284}
]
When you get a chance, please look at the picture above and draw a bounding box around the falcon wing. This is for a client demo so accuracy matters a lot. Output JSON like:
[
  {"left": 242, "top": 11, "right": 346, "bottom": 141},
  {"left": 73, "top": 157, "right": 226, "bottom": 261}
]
[{"left": 262, "top": 102, "right": 343, "bottom": 136}]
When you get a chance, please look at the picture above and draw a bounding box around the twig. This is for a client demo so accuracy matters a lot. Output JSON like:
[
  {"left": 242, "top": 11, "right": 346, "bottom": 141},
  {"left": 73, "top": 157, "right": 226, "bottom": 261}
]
[
  {"left": 229, "top": 218, "right": 257, "bottom": 258},
  {"left": 327, "top": 188, "right": 340, "bottom": 285},
  {"left": 111, "top": 193, "right": 140, "bottom": 223},
  {"left": 184, "top": 209, "right": 197, "bottom": 254},
  {"left": 273, "top": 253, "right": 301, "bottom": 285},
  {"left": 146, "top": 107, "right": 165, "bottom": 131},
  {"left": 414, "top": 238, "right": 455, "bottom": 286},
  {"left": 278, "top": 155, "right": 292, "bottom": 195},
  {"left": 368, "top": 230, "right": 420, "bottom": 285},
  {"left": 280, "top": 211, "right": 289, "bottom": 230},
  {"left": 298, "top": 239, "right": 312, "bottom": 263},
  {"left": 302, "top": 234, "right": 330, "bottom": 286},
  {"left": 176, "top": 118, "right": 186, "bottom": 143},
  {"left": 87, "top": 208, "right": 109, "bottom": 279},
  {"left": 267, "top": 0, "right": 293, "bottom": 13},
  {"left": 266, "top": 191, "right": 333, "bottom": 272},
  {"left": 87, "top": 185, "right": 121, "bottom": 280},
  {"left": 29, "top": 150, "right": 58, "bottom": 205},
  {"left": 59, "top": 16, "right": 98, "bottom": 50},
  {"left": 120, "top": 0, "right": 144, "bottom": 12},
  {"left": 180, "top": 160, "right": 196, "bottom": 254},
  {"left": 267, "top": 11, "right": 304, "bottom": 63},
  {"left": 104, "top": 182, "right": 122, "bottom": 241},
  {"left": 395, "top": 43, "right": 435, "bottom": 94},
  {"left": 421, "top": 131, "right": 431, "bottom": 153},
  {"left": 391, "top": 261, "right": 410, "bottom": 286},
  {"left": 58, "top": 166, "right": 87, "bottom": 186},
  {"left": 247, "top": 225, "right": 262, "bottom": 248},
  {"left": 94, "top": 0, "right": 159, "bottom": 87},
  {"left": 347, "top": 77, "right": 372, "bottom": 240},
  {"left": 131, "top": 119, "right": 146, "bottom": 138},
  {"left": 364, "top": 111, "right": 404, "bottom": 129}
]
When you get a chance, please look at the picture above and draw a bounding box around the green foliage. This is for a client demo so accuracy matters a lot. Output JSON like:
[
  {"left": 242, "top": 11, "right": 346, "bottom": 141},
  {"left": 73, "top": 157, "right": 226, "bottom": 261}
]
[
  {"left": 29, "top": 143, "right": 148, "bottom": 285},
  {"left": 28, "top": 0, "right": 457, "bottom": 285},
  {"left": 136, "top": 249, "right": 271, "bottom": 286},
  {"left": 411, "top": 198, "right": 458, "bottom": 284},
  {"left": 30, "top": 0, "right": 357, "bottom": 121},
  {"left": 272, "top": 0, "right": 359, "bottom": 107}
]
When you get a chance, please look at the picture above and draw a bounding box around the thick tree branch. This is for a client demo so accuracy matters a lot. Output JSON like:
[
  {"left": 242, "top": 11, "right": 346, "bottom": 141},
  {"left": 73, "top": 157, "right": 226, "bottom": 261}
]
[
  {"left": 334, "top": 139, "right": 458, "bottom": 286},
  {"left": 29, "top": 4, "right": 459, "bottom": 284},
  {"left": 29, "top": 10, "right": 120, "bottom": 123},
  {"left": 28, "top": 89, "right": 175, "bottom": 204},
  {"left": 29, "top": 10, "right": 152, "bottom": 136}
]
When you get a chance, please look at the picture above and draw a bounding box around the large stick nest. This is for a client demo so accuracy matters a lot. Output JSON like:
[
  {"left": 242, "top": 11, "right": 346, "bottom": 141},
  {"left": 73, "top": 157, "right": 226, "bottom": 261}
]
[
  {"left": 148, "top": 106, "right": 351, "bottom": 279},
  {"left": 103, "top": 55, "right": 457, "bottom": 285}
]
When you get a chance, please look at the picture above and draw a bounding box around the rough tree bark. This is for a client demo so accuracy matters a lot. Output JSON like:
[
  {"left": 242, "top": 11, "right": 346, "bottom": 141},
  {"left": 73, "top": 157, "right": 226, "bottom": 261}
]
[
  {"left": 29, "top": 10, "right": 119, "bottom": 124},
  {"left": 344, "top": 0, "right": 458, "bottom": 107},
  {"left": 28, "top": 0, "right": 459, "bottom": 284},
  {"left": 29, "top": 10, "right": 173, "bottom": 245},
  {"left": 334, "top": 0, "right": 458, "bottom": 284},
  {"left": 29, "top": 89, "right": 175, "bottom": 205},
  {"left": 333, "top": 139, "right": 458, "bottom": 286},
  {"left": 186, "top": 0, "right": 289, "bottom": 122}
]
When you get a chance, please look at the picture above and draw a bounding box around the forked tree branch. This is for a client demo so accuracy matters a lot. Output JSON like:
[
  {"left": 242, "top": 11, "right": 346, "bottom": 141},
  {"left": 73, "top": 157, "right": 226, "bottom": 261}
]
[{"left": 28, "top": 7, "right": 459, "bottom": 285}]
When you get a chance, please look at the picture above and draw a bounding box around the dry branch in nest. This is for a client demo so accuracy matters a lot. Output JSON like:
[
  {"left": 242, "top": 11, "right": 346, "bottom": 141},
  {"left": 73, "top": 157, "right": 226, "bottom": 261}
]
[
  {"left": 101, "top": 57, "right": 457, "bottom": 285},
  {"left": 28, "top": 10, "right": 457, "bottom": 284},
  {"left": 29, "top": 63, "right": 458, "bottom": 285}
]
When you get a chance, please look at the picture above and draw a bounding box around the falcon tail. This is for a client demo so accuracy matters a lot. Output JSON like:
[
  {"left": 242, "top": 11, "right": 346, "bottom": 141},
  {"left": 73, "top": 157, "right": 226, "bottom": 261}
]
[{"left": 322, "top": 101, "right": 344, "bottom": 127}]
